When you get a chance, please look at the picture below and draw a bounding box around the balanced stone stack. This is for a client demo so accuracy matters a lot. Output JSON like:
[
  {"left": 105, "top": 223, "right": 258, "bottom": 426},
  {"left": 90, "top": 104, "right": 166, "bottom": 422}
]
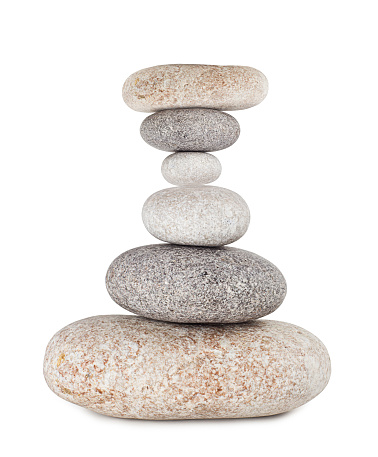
[{"left": 44, "top": 64, "right": 331, "bottom": 420}]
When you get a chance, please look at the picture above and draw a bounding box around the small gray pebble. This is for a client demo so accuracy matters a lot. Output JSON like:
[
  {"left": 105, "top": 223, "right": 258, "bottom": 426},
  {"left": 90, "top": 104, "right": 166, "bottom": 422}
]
[
  {"left": 105, "top": 244, "right": 287, "bottom": 323},
  {"left": 140, "top": 108, "right": 240, "bottom": 152}
]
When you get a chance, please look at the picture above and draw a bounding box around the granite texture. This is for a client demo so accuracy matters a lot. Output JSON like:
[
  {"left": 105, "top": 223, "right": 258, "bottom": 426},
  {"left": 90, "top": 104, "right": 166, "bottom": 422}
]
[
  {"left": 142, "top": 186, "right": 250, "bottom": 246},
  {"left": 123, "top": 64, "right": 268, "bottom": 112},
  {"left": 140, "top": 108, "right": 240, "bottom": 152},
  {"left": 106, "top": 244, "right": 286, "bottom": 323},
  {"left": 161, "top": 152, "right": 221, "bottom": 186},
  {"left": 44, "top": 315, "right": 331, "bottom": 420}
]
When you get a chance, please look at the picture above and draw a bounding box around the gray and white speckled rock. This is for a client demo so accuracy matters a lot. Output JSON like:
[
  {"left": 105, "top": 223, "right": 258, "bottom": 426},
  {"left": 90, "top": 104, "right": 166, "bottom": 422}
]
[
  {"left": 142, "top": 186, "right": 250, "bottom": 246},
  {"left": 44, "top": 315, "right": 331, "bottom": 420},
  {"left": 140, "top": 109, "right": 240, "bottom": 152},
  {"left": 106, "top": 244, "right": 286, "bottom": 323},
  {"left": 161, "top": 152, "right": 221, "bottom": 186},
  {"left": 123, "top": 64, "right": 268, "bottom": 112}
]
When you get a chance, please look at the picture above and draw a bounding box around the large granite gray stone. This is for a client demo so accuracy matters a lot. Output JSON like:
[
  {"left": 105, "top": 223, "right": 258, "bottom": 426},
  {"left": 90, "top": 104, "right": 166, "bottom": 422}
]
[
  {"left": 140, "top": 108, "right": 240, "bottom": 152},
  {"left": 44, "top": 315, "right": 331, "bottom": 419},
  {"left": 105, "top": 244, "right": 287, "bottom": 323}
]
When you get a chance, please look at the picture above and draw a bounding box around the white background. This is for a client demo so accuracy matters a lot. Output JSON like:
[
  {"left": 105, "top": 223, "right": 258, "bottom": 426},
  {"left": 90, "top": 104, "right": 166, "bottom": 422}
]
[{"left": 1, "top": 0, "right": 377, "bottom": 455}]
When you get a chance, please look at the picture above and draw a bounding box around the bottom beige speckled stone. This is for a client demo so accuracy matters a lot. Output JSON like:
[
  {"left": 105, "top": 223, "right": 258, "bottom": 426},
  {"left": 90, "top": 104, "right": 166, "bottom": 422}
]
[{"left": 43, "top": 315, "right": 331, "bottom": 420}]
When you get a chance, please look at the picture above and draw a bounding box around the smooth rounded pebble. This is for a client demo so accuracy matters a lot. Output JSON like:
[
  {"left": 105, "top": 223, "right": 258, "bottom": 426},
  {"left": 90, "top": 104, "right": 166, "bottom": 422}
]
[
  {"left": 140, "top": 108, "right": 240, "bottom": 152},
  {"left": 161, "top": 152, "right": 221, "bottom": 186},
  {"left": 142, "top": 186, "right": 250, "bottom": 246},
  {"left": 44, "top": 315, "right": 331, "bottom": 420},
  {"left": 123, "top": 64, "right": 268, "bottom": 112},
  {"left": 106, "top": 244, "right": 287, "bottom": 323}
]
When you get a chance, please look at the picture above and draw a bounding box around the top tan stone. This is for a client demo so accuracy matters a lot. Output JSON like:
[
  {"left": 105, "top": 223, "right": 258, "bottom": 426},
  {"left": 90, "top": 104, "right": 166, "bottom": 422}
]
[{"left": 122, "top": 64, "right": 268, "bottom": 112}]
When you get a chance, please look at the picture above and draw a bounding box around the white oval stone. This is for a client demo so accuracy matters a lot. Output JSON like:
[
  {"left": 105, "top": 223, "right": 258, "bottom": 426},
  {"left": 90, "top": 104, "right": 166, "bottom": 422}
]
[
  {"left": 142, "top": 186, "right": 250, "bottom": 246},
  {"left": 161, "top": 152, "right": 222, "bottom": 186},
  {"left": 44, "top": 315, "right": 331, "bottom": 420}
]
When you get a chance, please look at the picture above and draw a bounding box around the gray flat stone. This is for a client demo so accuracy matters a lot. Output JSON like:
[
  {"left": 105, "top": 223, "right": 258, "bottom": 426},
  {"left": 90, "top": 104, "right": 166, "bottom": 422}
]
[
  {"left": 140, "top": 108, "right": 240, "bottom": 152},
  {"left": 105, "top": 244, "right": 287, "bottom": 323}
]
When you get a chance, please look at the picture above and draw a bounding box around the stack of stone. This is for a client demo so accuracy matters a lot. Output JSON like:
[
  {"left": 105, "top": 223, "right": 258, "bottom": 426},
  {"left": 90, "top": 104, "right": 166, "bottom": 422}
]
[{"left": 44, "top": 65, "right": 331, "bottom": 420}]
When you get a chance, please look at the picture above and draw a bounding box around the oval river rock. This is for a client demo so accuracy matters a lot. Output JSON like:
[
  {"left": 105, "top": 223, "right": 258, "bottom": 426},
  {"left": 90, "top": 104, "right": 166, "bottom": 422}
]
[
  {"left": 123, "top": 64, "right": 268, "bottom": 112},
  {"left": 161, "top": 152, "right": 221, "bottom": 186},
  {"left": 140, "top": 108, "right": 240, "bottom": 152},
  {"left": 142, "top": 186, "right": 250, "bottom": 246},
  {"left": 44, "top": 315, "right": 331, "bottom": 420},
  {"left": 106, "top": 244, "right": 287, "bottom": 323}
]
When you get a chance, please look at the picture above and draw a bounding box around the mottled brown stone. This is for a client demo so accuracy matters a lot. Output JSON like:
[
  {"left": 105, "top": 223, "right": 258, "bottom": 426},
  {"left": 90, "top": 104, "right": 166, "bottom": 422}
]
[
  {"left": 44, "top": 315, "right": 331, "bottom": 420},
  {"left": 123, "top": 64, "right": 268, "bottom": 112}
]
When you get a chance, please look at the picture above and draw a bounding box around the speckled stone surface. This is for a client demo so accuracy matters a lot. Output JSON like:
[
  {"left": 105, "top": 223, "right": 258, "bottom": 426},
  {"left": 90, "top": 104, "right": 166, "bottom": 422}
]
[
  {"left": 142, "top": 186, "right": 250, "bottom": 246},
  {"left": 106, "top": 244, "right": 286, "bottom": 323},
  {"left": 140, "top": 109, "right": 240, "bottom": 152},
  {"left": 44, "top": 315, "right": 331, "bottom": 420},
  {"left": 161, "top": 152, "right": 221, "bottom": 186},
  {"left": 123, "top": 64, "right": 268, "bottom": 112}
]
